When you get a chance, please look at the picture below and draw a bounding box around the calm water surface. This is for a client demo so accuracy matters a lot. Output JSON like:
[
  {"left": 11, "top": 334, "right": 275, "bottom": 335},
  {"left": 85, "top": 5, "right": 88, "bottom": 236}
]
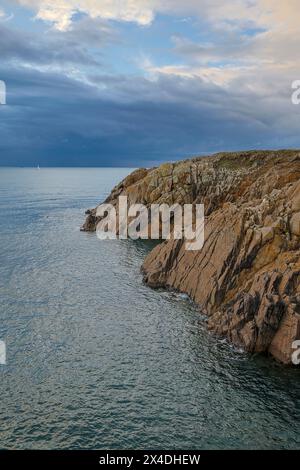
[{"left": 0, "top": 168, "right": 299, "bottom": 449}]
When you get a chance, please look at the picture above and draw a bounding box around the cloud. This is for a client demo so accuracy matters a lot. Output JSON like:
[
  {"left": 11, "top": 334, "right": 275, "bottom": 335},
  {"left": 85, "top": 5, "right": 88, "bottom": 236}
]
[
  {"left": 0, "top": 6, "right": 14, "bottom": 22},
  {"left": 143, "top": 63, "right": 253, "bottom": 87},
  {"left": 137, "top": 1, "right": 300, "bottom": 100},
  {"left": 0, "top": 15, "right": 117, "bottom": 70},
  {"left": 14, "top": 1, "right": 299, "bottom": 31},
  {"left": 1, "top": 58, "right": 300, "bottom": 167},
  {"left": 14, "top": 2, "right": 300, "bottom": 85},
  {"left": 12, "top": 1, "right": 261, "bottom": 31},
  {"left": 16, "top": 0, "right": 156, "bottom": 30},
  {"left": 1, "top": 1, "right": 300, "bottom": 166}
]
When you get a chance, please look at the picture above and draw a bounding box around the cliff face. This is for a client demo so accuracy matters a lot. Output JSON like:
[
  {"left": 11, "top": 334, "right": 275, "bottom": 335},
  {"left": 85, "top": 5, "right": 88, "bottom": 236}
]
[{"left": 82, "top": 150, "right": 300, "bottom": 365}]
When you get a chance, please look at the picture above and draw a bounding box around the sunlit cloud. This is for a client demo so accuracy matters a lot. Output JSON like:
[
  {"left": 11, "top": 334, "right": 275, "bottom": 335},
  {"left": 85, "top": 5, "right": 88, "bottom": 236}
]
[{"left": 14, "top": 1, "right": 300, "bottom": 31}]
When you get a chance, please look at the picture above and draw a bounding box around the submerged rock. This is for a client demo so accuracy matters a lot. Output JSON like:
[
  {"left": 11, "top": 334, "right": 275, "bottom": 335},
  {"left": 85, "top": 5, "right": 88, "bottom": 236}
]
[{"left": 82, "top": 150, "right": 300, "bottom": 365}]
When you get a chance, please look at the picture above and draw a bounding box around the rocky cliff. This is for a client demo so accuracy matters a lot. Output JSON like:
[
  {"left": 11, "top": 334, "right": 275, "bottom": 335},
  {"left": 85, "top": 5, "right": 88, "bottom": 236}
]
[{"left": 82, "top": 150, "right": 300, "bottom": 365}]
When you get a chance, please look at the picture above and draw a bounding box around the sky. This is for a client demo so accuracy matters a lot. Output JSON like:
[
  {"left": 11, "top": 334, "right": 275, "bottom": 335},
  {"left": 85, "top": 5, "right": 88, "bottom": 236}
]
[{"left": 0, "top": 0, "right": 300, "bottom": 167}]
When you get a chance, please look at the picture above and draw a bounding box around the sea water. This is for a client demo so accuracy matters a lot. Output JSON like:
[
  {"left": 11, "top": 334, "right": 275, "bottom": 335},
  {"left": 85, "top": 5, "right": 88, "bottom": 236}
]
[{"left": 0, "top": 168, "right": 299, "bottom": 449}]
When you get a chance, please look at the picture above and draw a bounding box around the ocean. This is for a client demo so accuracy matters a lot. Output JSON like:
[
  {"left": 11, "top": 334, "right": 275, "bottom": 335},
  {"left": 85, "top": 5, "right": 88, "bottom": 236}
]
[{"left": 0, "top": 168, "right": 299, "bottom": 449}]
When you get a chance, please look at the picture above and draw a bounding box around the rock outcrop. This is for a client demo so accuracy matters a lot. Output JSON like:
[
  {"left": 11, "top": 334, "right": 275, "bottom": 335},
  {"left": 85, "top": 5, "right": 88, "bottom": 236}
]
[{"left": 82, "top": 150, "right": 300, "bottom": 365}]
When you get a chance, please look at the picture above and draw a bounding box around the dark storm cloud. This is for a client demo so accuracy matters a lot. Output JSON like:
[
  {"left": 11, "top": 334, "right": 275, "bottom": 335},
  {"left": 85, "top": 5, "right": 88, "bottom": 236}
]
[{"left": 2, "top": 61, "right": 297, "bottom": 167}]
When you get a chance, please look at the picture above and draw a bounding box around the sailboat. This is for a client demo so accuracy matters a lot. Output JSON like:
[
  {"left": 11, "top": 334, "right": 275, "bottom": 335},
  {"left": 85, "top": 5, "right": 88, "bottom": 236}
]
[{"left": 37, "top": 164, "right": 40, "bottom": 170}]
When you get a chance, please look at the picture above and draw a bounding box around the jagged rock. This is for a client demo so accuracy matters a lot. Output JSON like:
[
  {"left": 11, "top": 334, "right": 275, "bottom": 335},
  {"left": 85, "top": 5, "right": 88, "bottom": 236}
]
[
  {"left": 82, "top": 150, "right": 300, "bottom": 364},
  {"left": 290, "top": 212, "right": 300, "bottom": 236}
]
